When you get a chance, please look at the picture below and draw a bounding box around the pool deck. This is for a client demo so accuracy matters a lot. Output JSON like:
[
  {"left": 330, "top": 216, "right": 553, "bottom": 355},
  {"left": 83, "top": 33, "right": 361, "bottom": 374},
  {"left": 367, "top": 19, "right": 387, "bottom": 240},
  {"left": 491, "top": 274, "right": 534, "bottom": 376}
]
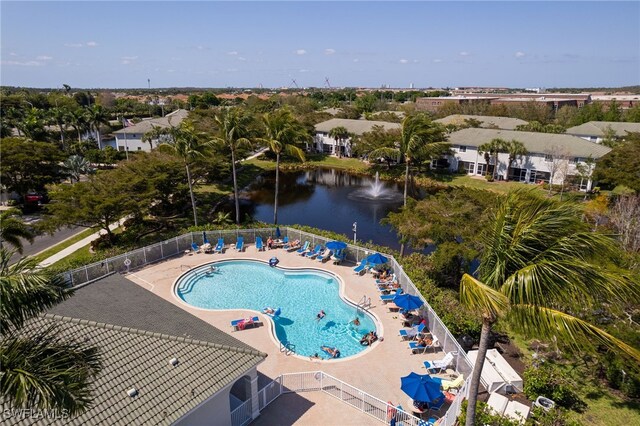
[{"left": 126, "top": 245, "right": 456, "bottom": 422}]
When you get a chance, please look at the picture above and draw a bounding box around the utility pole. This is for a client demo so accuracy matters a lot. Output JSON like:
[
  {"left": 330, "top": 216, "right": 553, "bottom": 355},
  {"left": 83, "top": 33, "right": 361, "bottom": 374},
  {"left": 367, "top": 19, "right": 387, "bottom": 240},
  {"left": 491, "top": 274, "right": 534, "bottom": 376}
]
[{"left": 352, "top": 222, "right": 357, "bottom": 244}]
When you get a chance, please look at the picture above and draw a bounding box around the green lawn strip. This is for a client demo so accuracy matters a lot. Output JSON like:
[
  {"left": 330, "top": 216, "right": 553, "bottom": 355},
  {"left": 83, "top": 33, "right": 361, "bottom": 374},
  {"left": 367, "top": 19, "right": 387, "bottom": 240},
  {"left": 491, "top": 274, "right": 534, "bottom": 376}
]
[
  {"left": 573, "top": 391, "right": 640, "bottom": 426},
  {"left": 30, "top": 227, "right": 98, "bottom": 264}
]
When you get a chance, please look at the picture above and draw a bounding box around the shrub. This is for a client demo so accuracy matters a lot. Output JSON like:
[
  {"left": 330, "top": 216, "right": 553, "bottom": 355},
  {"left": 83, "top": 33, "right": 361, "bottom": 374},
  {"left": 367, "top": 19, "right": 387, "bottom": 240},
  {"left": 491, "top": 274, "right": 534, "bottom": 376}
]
[{"left": 523, "top": 365, "right": 585, "bottom": 411}]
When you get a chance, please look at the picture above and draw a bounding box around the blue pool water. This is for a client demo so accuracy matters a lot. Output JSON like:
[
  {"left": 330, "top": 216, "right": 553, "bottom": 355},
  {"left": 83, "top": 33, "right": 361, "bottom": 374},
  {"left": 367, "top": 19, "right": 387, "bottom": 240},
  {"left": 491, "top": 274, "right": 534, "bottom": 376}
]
[{"left": 175, "top": 260, "right": 377, "bottom": 359}]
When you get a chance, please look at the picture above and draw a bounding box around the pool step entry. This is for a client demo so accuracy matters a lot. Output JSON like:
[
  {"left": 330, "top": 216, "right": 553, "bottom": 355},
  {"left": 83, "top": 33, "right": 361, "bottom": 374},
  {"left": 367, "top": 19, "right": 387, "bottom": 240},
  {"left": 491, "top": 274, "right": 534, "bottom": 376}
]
[
  {"left": 280, "top": 341, "right": 295, "bottom": 356},
  {"left": 356, "top": 295, "right": 371, "bottom": 314}
]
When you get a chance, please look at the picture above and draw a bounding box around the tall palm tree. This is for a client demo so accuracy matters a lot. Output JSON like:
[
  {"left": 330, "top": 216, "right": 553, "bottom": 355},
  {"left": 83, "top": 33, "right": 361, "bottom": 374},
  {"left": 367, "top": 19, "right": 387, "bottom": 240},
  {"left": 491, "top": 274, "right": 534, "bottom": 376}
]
[
  {"left": 48, "top": 106, "right": 70, "bottom": 150},
  {"left": 369, "top": 114, "right": 448, "bottom": 254},
  {"left": 460, "top": 190, "right": 639, "bottom": 425},
  {"left": 328, "top": 126, "right": 349, "bottom": 158},
  {"left": 84, "top": 105, "right": 110, "bottom": 150},
  {"left": 68, "top": 109, "right": 88, "bottom": 145},
  {"left": 0, "top": 249, "right": 101, "bottom": 415},
  {"left": 211, "top": 108, "right": 253, "bottom": 225},
  {"left": 503, "top": 139, "right": 528, "bottom": 182},
  {"left": 164, "top": 122, "right": 208, "bottom": 226},
  {"left": 260, "top": 108, "right": 308, "bottom": 224},
  {"left": 478, "top": 138, "right": 507, "bottom": 180},
  {"left": 0, "top": 208, "right": 35, "bottom": 254}
]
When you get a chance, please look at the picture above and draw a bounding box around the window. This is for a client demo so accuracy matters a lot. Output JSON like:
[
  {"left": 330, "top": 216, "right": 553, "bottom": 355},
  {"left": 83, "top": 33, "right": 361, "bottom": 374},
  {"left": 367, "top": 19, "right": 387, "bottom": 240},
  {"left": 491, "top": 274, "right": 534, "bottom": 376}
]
[
  {"left": 569, "top": 157, "right": 576, "bottom": 164},
  {"left": 544, "top": 154, "right": 553, "bottom": 162},
  {"left": 137, "top": 147, "right": 142, "bottom": 151},
  {"left": 458, "top": 145, "right": 467, "bottom": 152}
]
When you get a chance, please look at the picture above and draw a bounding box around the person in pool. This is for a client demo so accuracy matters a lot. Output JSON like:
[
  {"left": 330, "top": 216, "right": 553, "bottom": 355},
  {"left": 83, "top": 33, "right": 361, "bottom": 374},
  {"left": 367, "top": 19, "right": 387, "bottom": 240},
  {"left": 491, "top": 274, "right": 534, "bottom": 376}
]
[
  {"left": 263, "top": 307, "right": 275, "bottom": 315},
  {"left": 321, "top": 346, "right": 340, "bottom": 358},
  {"left": 352, "top": 317, "right": 360, "bottom": 326},
  {"left": 316, "top": 310, "right": 326, "bottom": 320}
]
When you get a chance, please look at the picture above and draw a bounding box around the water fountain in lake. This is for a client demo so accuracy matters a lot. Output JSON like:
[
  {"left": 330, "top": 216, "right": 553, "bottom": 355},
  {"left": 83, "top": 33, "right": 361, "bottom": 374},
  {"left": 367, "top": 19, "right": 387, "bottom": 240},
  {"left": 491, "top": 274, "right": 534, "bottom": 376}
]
[{"left": 348, "top": 172, "right": 403, "bottom": 203}]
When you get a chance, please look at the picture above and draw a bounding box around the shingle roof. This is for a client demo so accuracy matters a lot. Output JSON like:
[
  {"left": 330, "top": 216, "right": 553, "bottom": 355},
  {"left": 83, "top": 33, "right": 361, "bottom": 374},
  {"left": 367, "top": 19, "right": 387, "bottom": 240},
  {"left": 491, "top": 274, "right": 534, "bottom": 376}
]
[
  {"left": 3, "top": 314, "right": 266, "bottom": 425},
  {"left": 449, "top": 128, "right": 611, "bottom": 158},
  {"left": 113, "top": 109, "right": 190, "bottom": 136},
  {"left": 434, "top": 115, "right": 528, "bottom": 130},
  {"left": 565, "top": 121, "right": 640, "bottom": 138},
  {"left": 314, "top": 118, "right": 400, "bottom": 135}
]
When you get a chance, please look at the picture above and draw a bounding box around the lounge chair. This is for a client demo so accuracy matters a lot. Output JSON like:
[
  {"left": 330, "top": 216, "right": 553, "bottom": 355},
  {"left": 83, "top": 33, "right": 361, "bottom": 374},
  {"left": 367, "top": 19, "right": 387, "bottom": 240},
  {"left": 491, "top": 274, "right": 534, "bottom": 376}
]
[
  {"left": 234, "top": 236, "right": 244, "bottom": 251},
  {"left": 399, "top": 323, "right": 426, "bottom": 340},
  {"left": 316, "top": 248, "right": 332, "bottom": 262},
  {"left": 213, "top": 238, "right": 225, "bottom": 253},
  {"left": 441, "top": 374, "right": 464, "bottom": 391},
  {"left": 296, "top": 241, "right": 310, "bottom": 255},
  {"left": 409, "top": 336, "right": 438, "bottom": 354},
  {"left": 230, "top": 316, "right": 259, "bottom": 331},
  {"left": 331, "top": 249, "right": 346, "bottom": 264},
  {"left": 353, "top": 260, "right": 369, "bottom": 275},
  {"left": 190, "top": 242, "right": 200, "bottom": 253},
  {"left": 423, "top": 352, "right": 455, "bottom": 374},
  {"left": 380, "top": 289, "right": 403, "bottom": 303},
  {"left": 305, "top": 244, "right": 322, "bottom": 259},
  {"left": 255, "top": 236, "right": 265, "bottom": 251},
  {"left": 428, "top": 395, "right": 446, "bottom": 412}
]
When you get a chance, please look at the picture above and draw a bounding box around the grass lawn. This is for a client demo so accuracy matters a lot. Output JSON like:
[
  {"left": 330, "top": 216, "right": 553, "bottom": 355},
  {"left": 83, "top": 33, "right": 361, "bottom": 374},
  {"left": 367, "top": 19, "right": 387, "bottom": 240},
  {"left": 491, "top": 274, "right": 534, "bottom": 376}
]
[
  {"left": 244, "top": 154, "right": 370, "bottom": 173},
  {"left": 31, "top": 227, "right": 97, "bottom": 264},
  {"left": 575, "top": 390, "right": 640, "bottom": 426}
]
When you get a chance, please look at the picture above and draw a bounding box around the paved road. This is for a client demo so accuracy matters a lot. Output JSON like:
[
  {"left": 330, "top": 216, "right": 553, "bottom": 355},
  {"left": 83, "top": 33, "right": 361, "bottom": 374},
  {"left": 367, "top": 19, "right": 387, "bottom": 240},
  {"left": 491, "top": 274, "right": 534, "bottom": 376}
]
[{"left": 9, "top": 226, "right": 83, "bottom": 265}]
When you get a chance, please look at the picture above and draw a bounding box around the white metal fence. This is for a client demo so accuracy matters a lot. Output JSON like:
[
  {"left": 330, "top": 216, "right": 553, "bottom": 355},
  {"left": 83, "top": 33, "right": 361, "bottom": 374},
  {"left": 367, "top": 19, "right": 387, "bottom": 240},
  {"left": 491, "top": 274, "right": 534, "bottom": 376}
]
[
  {"left": 230, "top": 398, "right": 253, "bottom": 426},
  {"left": 63, "top": 227, "right": 474, "bottom": 424}
]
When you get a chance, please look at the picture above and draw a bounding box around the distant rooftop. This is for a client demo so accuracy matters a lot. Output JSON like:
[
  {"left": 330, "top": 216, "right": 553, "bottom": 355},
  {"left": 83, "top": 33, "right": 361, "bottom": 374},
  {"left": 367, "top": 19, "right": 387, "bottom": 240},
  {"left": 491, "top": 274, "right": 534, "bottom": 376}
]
[
  {"left": 435, "top": 114, "right": 528, "bottom": 130},
  {"left": 314, "top": 118, "right": 400, "bottom": 135},
  {"left": 566, "top": 121, "right": 640, "bottom": 138},
  {"left": 113, "top": 109, "right": 190, "bottom": 136}
]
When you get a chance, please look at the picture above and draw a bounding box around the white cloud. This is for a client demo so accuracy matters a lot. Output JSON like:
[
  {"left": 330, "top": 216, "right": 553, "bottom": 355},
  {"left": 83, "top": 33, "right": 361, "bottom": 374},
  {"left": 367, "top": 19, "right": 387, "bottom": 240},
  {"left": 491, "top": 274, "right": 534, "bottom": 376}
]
[
  {"left": 433, "top": 59, "right": 443, "bottom": 63},
  {"left": 353, "top": 58, "right": 359, "bottom": 63},
  {"left": 227, "top": 68, "right": 238, "bottom": 72},
  {"left": 64, "top": 43, "right": 83, "bottom": 48},
  {"left": 86, "top": 41, "right": 98, "bottom": 47},
  {"left": 121, "top": 56, "right": 138, "bottom": 65},
  {"left": 238, "top": 57, "right": 247, "bottom": 61},
  {"left": 413, "top": 59, "right": 419, "bottom": 63},
  {"left": 36, "top": 55, "right": 53, "bottom": 60},
  {"left": 399, "top": 59, "right": 409, "bottom": 64},
  {"left": 295, "top": 49, "right": 307, "bottom": 55},
  {"left": 227, "top": 51, "right": 238, "bottom": 56},
  {"left": 167, "top": 69, "right": 175, "bottom": 73},
  {"left": 515, "top": 51, "right": 526, "bottom": 58},
  {"left": 459, "top": 51, "right": 470, "bottom": 56},
  {"left": 9, "top": 52, "right": 18, "bottom": 56},
  {"left": 324, "top": 48, "right": 336, "bottom": 55},
  {"left": 1, "top": 60, "right": 42, "bottom": 66},
  {"left": 299, "top": 69, "right": 309, "bottom": 73}
]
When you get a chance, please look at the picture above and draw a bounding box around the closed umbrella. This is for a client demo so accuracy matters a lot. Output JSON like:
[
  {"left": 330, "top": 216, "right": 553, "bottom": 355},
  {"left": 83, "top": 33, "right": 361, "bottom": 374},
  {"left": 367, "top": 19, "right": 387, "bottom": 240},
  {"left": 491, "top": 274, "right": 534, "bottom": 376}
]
[
  {"left": 326, "top": 241, "right": 347, "bottom": 250},
  {"left": 400, "top": 372, "right": 444, "bottom": 404},
  {"left": 365, "top": 252, "right": 388, "bottom": 266},
  {"left": 202, "top": 231, "right": 210, "bottom": 245},
  {"left": 393, "top": 294, "right": 424, "bottom": 311},
  {"left": 275, "top": 226, "right": 281, "bottom": 239}
]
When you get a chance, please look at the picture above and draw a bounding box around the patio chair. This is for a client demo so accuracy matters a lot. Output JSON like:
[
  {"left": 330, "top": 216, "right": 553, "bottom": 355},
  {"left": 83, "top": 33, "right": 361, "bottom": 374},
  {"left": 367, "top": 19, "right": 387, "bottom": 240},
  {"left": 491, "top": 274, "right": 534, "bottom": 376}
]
[
  {"left": 305, "top": 244, "right": 322, "bottom": 259},
  {"left": 399, "top": 323, "right": 426, "bottom": 340},
  {"left": 380, "top": 288, "right": 403, "bottom": 303},
  {"left": 331, "top": 249, "right": 346, "bottom": 264},
  {"left": 234, "top": 236, "right": 244, "bottom": 252},
  {"left": 230, "top": 316, "right": 259, "bottom": 331},
  {"left": 255, "top": 236, "right": 265, "bottom": 251},
  {"left": 213, "top": 238, "right": 225, "bottom": 253},
  {"left": 353, "top": 260, "right": 370, "bottom": 275},
  {"left": 296, "top": 241, "right": 311, "bottom": 255},
  {"left": 441, "top": 374, "right": 464, "bottom": 391},
  {"left": 280, "top": 236, "right": 290, "bottom": 249},
  {"left": 190, "top": 242, "right": 200, "bottom": 254},
  {"left": 316, "top": 248, "right": 332, "bottom": 262},
  {"left": 423, "top": 352, "right": 455, "bottom": 374},
  {"left": 428, "top": 395, "right": 446, "bottom": 413}
]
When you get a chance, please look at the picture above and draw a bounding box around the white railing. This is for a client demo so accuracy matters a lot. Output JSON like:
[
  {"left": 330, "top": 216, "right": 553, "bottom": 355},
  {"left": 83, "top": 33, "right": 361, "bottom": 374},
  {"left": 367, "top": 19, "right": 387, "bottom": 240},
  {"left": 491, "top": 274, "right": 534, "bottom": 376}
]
[
  {"left": 230, "top": 398, "right": 253, "bottom": 426},
  {"left": 63, "top": 227, "right": 475, "bottom": 422}
]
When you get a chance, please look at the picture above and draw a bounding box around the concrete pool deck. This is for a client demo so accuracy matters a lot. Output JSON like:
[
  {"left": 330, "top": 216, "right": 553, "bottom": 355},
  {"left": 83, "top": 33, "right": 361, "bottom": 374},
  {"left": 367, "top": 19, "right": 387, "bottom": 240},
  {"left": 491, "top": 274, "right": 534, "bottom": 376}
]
[{"left": 126, "top": 245, "right": 456, "bottom": 421}]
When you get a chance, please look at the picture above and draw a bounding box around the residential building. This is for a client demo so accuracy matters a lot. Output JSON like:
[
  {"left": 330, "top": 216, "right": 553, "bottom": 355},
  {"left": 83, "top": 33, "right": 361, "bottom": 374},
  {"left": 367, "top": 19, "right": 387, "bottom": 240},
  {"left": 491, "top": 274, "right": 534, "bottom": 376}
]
[
  {"left": 416, "top": 93, "right": 592, "bottom": 113},
  {"left": 591, "top": 95, "right": 640, "bottom": 110},
  {"left": 445, "top": 128, "right": 611, "bottom": 190},
  {"left": 313, "top": 118, "right": 400, "bottom": 157},
  {"left": 434, "top": 114, "right": 528, "bottom": 130},
  {"left": 112, "top": 109, "right": 189, "bottom": 152},
  {"left": 416, "top": 96, "right": 496, "bottom": 113},
  {"left": 565, "top": 121, "right": 640, "bottom": 143}
]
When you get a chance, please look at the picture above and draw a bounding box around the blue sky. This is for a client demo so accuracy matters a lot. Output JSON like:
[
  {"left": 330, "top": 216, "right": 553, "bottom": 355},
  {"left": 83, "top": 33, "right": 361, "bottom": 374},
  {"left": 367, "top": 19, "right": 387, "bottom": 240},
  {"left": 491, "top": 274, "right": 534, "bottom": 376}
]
[{"left": 1, "top": 1, "right": 638, "bottom": 89}]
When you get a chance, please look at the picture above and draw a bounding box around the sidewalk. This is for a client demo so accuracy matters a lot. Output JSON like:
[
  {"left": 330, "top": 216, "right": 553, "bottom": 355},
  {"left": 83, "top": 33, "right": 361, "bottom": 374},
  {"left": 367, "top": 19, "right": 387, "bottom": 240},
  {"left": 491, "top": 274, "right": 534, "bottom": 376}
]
[{"left": 38, "top": 220, "right": 125, "bottom": 267}]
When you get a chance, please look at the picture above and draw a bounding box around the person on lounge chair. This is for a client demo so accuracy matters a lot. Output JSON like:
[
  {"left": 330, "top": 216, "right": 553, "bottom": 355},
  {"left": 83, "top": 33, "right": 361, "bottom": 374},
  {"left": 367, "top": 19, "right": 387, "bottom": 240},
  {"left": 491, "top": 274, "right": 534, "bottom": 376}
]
[
  {"left": 416, "top": 336, "right": 433, "bottom": 347},
  {"left": 321, "top": 346, "right": 340, "bottom": 358},
  {"left": 237, "top": 317, "right": 254, "bottom": 331}
]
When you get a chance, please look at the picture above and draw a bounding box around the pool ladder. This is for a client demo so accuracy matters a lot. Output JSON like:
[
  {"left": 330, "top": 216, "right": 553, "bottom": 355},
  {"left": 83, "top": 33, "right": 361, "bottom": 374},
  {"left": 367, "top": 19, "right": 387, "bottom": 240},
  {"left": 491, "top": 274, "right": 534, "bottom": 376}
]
[
  {"left": 356, "top": 295, "right": 371, "bottom": 313},
  {"left": 280, "top": 342, "right": 295, "bottom": 356}
]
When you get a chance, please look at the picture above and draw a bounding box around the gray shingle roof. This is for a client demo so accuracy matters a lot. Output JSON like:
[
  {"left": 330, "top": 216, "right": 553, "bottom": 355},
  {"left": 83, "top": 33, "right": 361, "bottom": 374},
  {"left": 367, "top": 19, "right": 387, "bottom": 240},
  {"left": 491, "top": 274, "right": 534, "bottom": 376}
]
[
  {"left": 3, "top": 314, "right": 266, "bottom": 425},
  {"left": 434, "top": 114, "right": 528, "bottom": 130},
  {"left": 565, "top": 121, "right": 640, "bottom": 138},
  {"left": 448, "top": 128, "right": 611, "bottom": 158},
  {"left": 314, "top": 118, "right": 400, "bottom": 135},
  {"left": 113, "top": 109, "right": 190, "bottom": 136}
]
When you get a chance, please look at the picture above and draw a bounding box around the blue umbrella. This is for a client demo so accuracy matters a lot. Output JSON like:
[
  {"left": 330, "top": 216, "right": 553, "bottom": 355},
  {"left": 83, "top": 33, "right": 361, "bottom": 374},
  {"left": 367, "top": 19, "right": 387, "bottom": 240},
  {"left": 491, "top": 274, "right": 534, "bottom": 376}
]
[
  {"left": 275, "top": 226, "right": 281, "bottom": 239},
  {"left": 400, "top": 372, "right": 444, "bottom": 403},
  {"left": 393, "top": 294, "right": 424, "bottom": 311},
  {"left": 365, "top": 252, "right": 388, "bottom": 266},
  {"left": 326, "top": 241, "right": 347, "bottom": 250},
  {"left": 202, "top": 231, "right": 209, "bottom": 245}
]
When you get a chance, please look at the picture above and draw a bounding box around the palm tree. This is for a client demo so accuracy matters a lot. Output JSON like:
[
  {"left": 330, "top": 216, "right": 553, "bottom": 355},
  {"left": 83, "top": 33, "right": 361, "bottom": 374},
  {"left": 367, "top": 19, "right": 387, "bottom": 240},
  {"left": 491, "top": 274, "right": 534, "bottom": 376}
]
[
  {"left": 328, "top": 126, "right": 349, "bottom": 158},
  {"left": 63, "top": 155, "right": 93, "bottom": 183},
  {"left": 164, "top": 121, "right": 208, "bottom": 226},
  {"left": 478, "top": 138, "right": 506, "bottom": 180},
  {"left": 68, "top": 109, "right": 88, "bottom": 145},
  {"left": 211, "top": 108, "right": 253, "bottom": 225},
  {"left": 460, "top": 190, "right": 640, "bottom": 425},
  {"left": 84, "top": 105, "right": 110, "bottom": 150},
  {"left": 260, "top": 108, "right": 308, "bottom": 224},
  {"left": 0, "top": 249, "right": 101, "bottom": 415},
  {"left": 142, "top": 124, "right": 166, "bottom": 151},
  {"left": 48, "top": 106, "right": 70, "bottom": 150},
  {"left": 0, "top": 208, "right": 35, "bottom": 254},
  {"left": 503, "top": 139, "right": 528, "bottom": 182}
]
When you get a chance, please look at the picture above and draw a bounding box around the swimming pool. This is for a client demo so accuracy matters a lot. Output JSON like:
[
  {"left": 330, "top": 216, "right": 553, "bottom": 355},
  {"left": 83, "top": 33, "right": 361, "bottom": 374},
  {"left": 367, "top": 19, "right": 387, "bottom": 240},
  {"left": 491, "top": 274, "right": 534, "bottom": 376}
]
[{"left": 174, "top": 260, "right": 377, "bottom": 359}]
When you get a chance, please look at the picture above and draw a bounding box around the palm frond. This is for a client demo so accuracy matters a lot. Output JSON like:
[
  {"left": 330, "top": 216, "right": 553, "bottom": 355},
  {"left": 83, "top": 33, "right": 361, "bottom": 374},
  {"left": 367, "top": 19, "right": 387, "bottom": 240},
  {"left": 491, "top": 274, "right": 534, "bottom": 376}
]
[
  {"left": 460, "top": 273, "right": 509, "bottom": 321},
  {"left": 369, "top": 147, "right": 400, "bottom": 160},
  {"left": 509, "top": 304, "right": 640, "bottom": 362},
  {"left": 1, "top": 324, "right": 101, "bottom": 415}
]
